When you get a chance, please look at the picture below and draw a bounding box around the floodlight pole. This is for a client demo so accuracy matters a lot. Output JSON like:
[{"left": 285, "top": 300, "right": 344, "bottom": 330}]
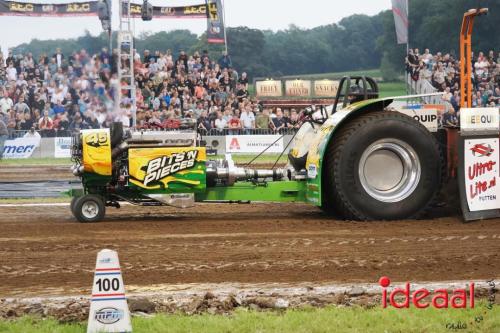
[{"left": 222, "top": 0, "right": 228, "bottom": 54}]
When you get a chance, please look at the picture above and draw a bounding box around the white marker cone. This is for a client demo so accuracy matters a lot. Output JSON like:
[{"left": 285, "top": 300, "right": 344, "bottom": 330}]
[{"left": 87, "top": 249, "right": 132, "bottom": 333}]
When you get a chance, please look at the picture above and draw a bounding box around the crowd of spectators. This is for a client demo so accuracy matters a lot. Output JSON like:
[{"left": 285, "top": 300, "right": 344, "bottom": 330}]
[
  {"left": 406, "top": 48, "right": 500, "bottom": 127},
  {"left": 0, "top": 47, "right": 305, "bottom": 142},
  {"left": 0, "top": 47, "right": 120, "bottom": 139},
  {"left": 129, "top": 49, "right": 301, "bottom": 134}
]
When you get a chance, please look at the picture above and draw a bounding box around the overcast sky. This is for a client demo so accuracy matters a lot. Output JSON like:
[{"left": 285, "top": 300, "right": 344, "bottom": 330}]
[{"left": 1, "top": 0, "right": 392, "bottom": 55}]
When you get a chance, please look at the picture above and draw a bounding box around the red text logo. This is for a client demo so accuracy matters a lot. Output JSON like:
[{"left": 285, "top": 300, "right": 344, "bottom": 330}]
[{"left": 379, "top": 276, "right": 475, "bottom": 309}]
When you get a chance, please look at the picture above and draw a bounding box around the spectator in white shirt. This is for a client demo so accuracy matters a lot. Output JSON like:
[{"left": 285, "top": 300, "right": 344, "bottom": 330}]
[
  {"left": 214, "top": 111, "right": 227, "bottom": 133},
  {"left": 0, "top": 90, "right": 13, "bottom": 113},
  {"left": 6, "top": 62, "right": 17, "bottom": 81},
  {"left": 23, "top": 127, "right": 41, "bottom": 141},
  {"left": 115, "top": 110, "right": 130, "bottom": 128},
  {"left": 240, "top": 106, "right": 255, "bottom": 134},
  {"left": 475, "top": 52, "right": 489, "bottom": 78}
]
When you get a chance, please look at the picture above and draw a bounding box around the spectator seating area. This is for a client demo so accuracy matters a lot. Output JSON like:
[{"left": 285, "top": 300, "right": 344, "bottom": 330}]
[
  {"left": 0, "top": 48, "right": 306, "bottom": 139},
  {"left": 2, "top": 46, "right": 498, "bottom": 140},
  {"left": 406, "top": 48, "right": 500, "bottom": 127}
]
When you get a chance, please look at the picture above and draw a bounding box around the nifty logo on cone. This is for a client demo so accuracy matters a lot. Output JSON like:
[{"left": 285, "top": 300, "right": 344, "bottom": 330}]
[
  {"left": 87, "top": 249, "right": 132, "bottom": 333},
  {"left": 379, "top": 276, "right": 475, "bottom": 309}
]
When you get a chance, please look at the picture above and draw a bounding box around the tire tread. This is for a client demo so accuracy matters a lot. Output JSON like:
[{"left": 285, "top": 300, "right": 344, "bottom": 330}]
[{"left": 324, "top": 111, "right": 443, "bottom": 220}]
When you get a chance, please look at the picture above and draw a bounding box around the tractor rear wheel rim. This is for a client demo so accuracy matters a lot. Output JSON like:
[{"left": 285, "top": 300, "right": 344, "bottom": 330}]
[
  {"left": 82, "top": 201, "right": 99, "bottom": 219},
  {"left": 358, "top": 139, "right": 421, "bottom": 203}
]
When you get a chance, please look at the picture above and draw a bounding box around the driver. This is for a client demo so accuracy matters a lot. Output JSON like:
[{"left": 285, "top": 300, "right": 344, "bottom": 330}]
[{"left": 349, "top": 84, "right": 365, "bottom": 103}]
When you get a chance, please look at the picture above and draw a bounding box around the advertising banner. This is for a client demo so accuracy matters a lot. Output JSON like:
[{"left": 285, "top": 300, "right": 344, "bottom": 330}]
[
  {"left": 123, "top": 2, "right": 207, "bottom": 19},
  {"left": 205, "top": 0, "right": 225, "bottom": 44},
  {"left": 226, "top": 135, "right": 283, "bottom": 154},
  {"left": 2, "top": 137, "right": 40, "bottom": 158},
  {"left": 128, "top": 147, "right": 206, "bottom": 191},
  {"left": 54, "top": 137, "right": 72, "bottom": 158},
  {"left": 285, "top": 80, "right": 311, "bottom": 97},
  {"left": 255, "top": 80, "right": 282, "bottom": 98},
  {"left": 460, "top": 107, "right": 500, "bottom": 133},
  {"left": 398, "top": 108, "right": 438, "bottom": 132},
  {"left": 0, "top": 0, "right": 98, "bottom": 16},
  {"left": 314, "top": 80, "right": 339, "bottom": 97},
  {"left": 464, "top": 138, "right": 500, "bottom": 211}
]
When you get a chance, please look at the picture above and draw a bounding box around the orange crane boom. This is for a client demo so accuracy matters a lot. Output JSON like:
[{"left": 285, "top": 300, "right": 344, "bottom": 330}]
[{"left": 459, "top": 8, "right": 488, "bottom": 108}]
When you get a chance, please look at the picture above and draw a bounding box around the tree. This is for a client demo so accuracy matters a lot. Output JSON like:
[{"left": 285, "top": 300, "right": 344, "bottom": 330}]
[{"left": 11, "top": 0, "right": 500, "bottom": 80}]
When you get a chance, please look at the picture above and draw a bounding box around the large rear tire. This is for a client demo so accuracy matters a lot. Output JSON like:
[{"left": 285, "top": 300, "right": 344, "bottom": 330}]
[
  {"left": 73, "top": 194, "right": 106, "bottom": 223},
  {"left": 323, "top": 112, "right": 442, "bottom": 220}
]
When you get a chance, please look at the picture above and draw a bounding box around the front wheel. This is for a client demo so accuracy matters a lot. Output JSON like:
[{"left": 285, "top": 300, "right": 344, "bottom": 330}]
[
  {"left": 323, "top": 112, "right": 442, "bottom": 220},
  {"left": 72, "top": 194, "right": 106, "bottom": 223}
]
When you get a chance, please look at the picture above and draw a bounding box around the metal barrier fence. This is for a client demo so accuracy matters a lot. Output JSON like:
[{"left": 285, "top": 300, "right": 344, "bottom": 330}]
[
  {"left": 407, "top": 75, "right": 441, "bottom": 104},
  {"left": 9, "top": 127, "right": 300, "bottom": 139},
  {"left": 8, "top": 129, "right": 73, "bottom": 139},
  {"left": 202, "top": 128, "right": 299, "bottom": 136}
]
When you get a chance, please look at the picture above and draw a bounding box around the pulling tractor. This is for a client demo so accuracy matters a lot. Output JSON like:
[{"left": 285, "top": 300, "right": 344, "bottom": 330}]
[
  {"left": 69, "top": 76, "right": 443, "bottom": 222},
  {"left": 70, "top": 7, "right": 495, "bottom": 223}
]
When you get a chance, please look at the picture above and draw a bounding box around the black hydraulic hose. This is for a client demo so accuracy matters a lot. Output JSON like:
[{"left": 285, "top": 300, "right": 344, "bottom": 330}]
[
  {"left": 271, "top": 128, "right": 299, "bottom": 170},
  {"left": 244, "top": 133, "right": 285, "bottom": 167}
]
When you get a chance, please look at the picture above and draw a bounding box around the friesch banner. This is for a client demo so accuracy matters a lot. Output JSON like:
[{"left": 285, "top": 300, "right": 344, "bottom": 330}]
[
  {"left": 391, "top": 0, "right": 408, "bottom": 44},
  {"left": 0, "top": 0, "right": 98, "bottom": 16},
  {"left": 206, "top": 0, "right": 225, "bottom": 44},
  {"left": 122, "top": 2, "right": 207, "bottom": 19}
]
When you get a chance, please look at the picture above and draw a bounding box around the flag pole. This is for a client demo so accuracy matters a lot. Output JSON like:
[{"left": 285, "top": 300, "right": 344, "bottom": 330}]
[
  {"left": 222, "top": 0, "right": 228, "bottom": 54},
  {"left": 406, "top": 0, "right": 410, "bottom": 96}
]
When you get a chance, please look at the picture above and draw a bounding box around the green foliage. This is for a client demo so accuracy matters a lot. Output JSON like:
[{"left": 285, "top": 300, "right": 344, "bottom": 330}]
[
  {"left": 379, "top": 81, "right": 407, "bottom": 97},
  {"left": 226, "top": 27, "right": 269, "bottom": 77},
  {"left": 0, "top": 157, "right": 71, "bottom": 165},
  {"left": 10, "top": 0, "right": 500, "bottom": 79},
  {"left": 409, "top": 0, "right": 500, "bottom": 54},
  {"left": 380, "top": 54, "right": 402, "bottom": 82},
  {"left": 2, "top": 304, "right": 499, "bottom": 333},
  {"left": 13, "top": 30, "right": 110, "bottom": 57},
  {"left": 135, "top": 30, "right": 199, "bottom": 57}
]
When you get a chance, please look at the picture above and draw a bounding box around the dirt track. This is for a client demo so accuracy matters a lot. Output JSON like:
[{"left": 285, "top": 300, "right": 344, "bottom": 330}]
[
  {"left": 0, "top": 201, "right": 499, "bottom": 298},
  {"left": 0, "top": 165, "right": 73, "bottom": 182},
  {"left": 0, "top": 165, "right": 499, "bottom": 299}
]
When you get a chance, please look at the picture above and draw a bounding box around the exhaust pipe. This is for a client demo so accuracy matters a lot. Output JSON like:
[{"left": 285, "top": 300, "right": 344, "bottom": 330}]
[{"left": 71, "top": 164, "right": 84, "bottom": 176}]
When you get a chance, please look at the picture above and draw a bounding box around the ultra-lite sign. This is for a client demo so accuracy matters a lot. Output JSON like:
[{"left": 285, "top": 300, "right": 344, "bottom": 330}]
[
  {"left": 464, "top": 138, "right": 500, "bottom": 211},
  {"left": 459, "top": 107, "right": 500, "bottom": 221},
  {"left": 87, "top": 249, "right": 132, "bottom": 333}
]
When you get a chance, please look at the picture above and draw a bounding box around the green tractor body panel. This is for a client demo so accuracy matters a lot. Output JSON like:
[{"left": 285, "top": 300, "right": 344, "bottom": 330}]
[
  {"left": 305, "top": 97, "right": 395, "bottom": 207},
  {"left": 196, "top": 180, "right": 307, "bottom": 203}
]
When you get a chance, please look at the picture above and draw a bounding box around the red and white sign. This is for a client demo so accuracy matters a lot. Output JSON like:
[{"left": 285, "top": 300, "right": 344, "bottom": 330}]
[
  {"left": 464, "top": 138, "right": 500, "bottom": 211},
  {"left": 226, "top": 135, "right": 283, "bottom": 154}
]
